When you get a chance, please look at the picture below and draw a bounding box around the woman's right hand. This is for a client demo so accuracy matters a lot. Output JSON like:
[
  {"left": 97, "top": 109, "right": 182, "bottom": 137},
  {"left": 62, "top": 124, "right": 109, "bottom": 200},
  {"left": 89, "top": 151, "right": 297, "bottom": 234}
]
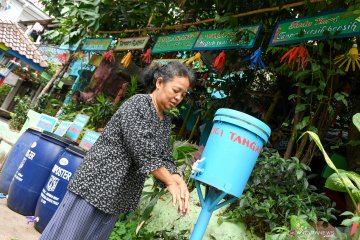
[{"left": 166, "top": 182, "right": 182, "bottom": 212}]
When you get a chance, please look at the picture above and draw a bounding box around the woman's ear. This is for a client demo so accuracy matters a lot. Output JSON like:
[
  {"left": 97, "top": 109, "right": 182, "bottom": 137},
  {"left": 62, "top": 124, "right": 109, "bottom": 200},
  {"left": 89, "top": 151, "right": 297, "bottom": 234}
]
[{"left": 155, "top": 77, "right": 163, "bottom": 90}]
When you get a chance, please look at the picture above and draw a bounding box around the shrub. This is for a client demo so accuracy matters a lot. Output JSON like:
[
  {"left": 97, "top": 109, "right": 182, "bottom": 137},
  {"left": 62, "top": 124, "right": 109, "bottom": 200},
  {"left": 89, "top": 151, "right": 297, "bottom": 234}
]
[
  {"left": 0, "top": 84, "right": 11, "bottom": 105},
  {"left": 9, "top": 95, "right": 32, "bottom": 131},
  {"left": 223, "top": 147, "right": 336, "bottom": 237}
]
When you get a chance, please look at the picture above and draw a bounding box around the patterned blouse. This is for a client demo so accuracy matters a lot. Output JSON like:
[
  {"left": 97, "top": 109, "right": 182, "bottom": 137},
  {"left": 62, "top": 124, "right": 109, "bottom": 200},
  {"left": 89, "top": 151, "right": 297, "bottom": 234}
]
[{"left": 68, "top": 94, "right": 177, "bottom": 215}]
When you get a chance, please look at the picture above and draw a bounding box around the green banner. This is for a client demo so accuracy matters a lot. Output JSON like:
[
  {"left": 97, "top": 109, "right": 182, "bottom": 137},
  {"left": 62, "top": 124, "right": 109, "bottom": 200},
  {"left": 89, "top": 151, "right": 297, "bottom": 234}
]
[
  {"left": 81, "top": 38, "right": 112, "bottom": 51},
  {"left": 115, "top": 36, "right": 150, "bottom": 51},
  {"left": 152, "top": 31, "right": 200, "bottom": 53},
  {"left": 270, "top": 11, "right": 360, "bottom": 46},
  {"left": 193, "top": 25, "right": 261, "bottom": 50}
]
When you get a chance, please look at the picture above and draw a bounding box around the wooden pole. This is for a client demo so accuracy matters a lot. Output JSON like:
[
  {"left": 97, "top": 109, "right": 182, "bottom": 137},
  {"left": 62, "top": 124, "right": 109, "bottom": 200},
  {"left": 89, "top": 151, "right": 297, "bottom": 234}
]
[
  {"left": 36, "top": 66, "right": 63, "bottom": 101},
  {"left": 99, "top": 0, "right": 325, "bottom": 34}
]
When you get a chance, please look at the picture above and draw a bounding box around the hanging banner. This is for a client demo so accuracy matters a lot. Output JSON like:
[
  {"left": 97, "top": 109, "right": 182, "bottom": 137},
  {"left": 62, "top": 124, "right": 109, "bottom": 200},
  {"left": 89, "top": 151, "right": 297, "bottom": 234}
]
[
  {"left": 115, "top": 36, "right": 150, "bottom": 51},
  {"left": 36, "top": 114, "right": 58, "bottom": 132},
  {"left": 79, "top": 130, "right": 101, "bottom": 151},
  {"left": 54, "top": 121, "right": 72, "bottom": 137},
  {"left": 193, "top": 25, "right": 262, "bottom": 50},
  {"left": 65, "top": 114, "right": 90, "bottom": 141},
  {"left": 270, "top": 11, "right": 360, "bottom": 46},
  {"left": 152, "top": 31, "right": 201, "bottom": 53},
  {"left": 81, "top": 38, "right": 112, "bottom": 51}
]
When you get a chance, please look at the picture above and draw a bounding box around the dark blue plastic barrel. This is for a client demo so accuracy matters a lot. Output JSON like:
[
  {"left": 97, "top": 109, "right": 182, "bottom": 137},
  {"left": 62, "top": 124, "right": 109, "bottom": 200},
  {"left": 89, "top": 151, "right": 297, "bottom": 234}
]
[
  {"left": 0, "top": 128, "right": 42, "bottom": 194},
  {"left": 7, "top": 131, "right": 73, "bottom": 215},
  {"left": 34, "top": 145, "right": 85, "bottom": 232}
]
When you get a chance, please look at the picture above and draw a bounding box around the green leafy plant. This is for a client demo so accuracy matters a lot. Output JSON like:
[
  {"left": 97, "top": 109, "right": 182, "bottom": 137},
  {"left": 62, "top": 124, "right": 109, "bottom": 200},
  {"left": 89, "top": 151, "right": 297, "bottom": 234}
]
[
  {"left": 223, "top": 147, "right": 336, "bottom": 237},
  {"left": 0, "top": 84, "right": 11, "bottom": 105},
  {"left": 304, "top": 114, "right": 360, "bottom": 239},
  {"left": 33, "top": 94, "right": 63, "bottom": 116},
  {"left": 9, "top": 95, "right": 32, "bottom": 131},
  {"left": 126, "top": 75, "right": 140, "bottom": 99},
  {"left": 110, "top": 138, "right": 198, "bottom": 239},
  {"left": 81, "top": 94, "right": 115, "bottom": 130},
  {"left": 58, "top": 100, "right": 82, "bottom": 121}
]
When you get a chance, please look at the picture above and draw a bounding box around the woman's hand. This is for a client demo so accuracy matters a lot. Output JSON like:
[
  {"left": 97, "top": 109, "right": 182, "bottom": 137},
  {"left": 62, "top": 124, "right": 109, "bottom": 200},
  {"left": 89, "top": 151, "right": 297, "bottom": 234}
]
[
  {"left": 166, "top": 182, "right": 182, "bottom": 212},
  {"left": 151, "top": 167, "right": 183, "bottom": 212},
  {"left": 150, "top": 167, "right": 189, "bottom": 215},
  {"left": 172, "top": 174, "right": 190, "bottom": 215}
]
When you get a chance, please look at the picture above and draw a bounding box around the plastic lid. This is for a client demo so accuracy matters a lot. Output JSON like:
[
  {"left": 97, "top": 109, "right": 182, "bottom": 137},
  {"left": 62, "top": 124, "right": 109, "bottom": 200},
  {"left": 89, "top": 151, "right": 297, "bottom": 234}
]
[
  {"left": 214, "top": 108, "right": 271, "bottom": 141},
  {"left": 66, "top": 145, "right": 86, "bottom": 157},
  {"left": 41, "top": 131, "right": 74, "bottom": 146},
  {"left": 26, "top": 127, "right": 43, "bottom": 134}
]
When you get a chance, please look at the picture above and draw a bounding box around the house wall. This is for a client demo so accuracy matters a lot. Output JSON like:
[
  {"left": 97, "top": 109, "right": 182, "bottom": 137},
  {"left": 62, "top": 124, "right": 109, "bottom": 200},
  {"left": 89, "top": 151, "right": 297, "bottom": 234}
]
[{"left": 0, "top": 0, "right": 49, "bottom": 22}]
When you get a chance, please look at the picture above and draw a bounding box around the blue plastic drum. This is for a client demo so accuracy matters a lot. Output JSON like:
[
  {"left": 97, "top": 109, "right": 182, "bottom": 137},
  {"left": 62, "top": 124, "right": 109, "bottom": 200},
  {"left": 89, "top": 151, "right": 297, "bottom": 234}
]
[
  {"left": 0, "top": 128, "right": 42, "bottom": 194},
  {"left": 34, "top": 145, "right": 86, "bottom": 233},
  {"left": 7, "top": 131, "right": 73, "bottom": 215},
  {"left": 191, "top": 108, "right": 271, "bottom": 197}
]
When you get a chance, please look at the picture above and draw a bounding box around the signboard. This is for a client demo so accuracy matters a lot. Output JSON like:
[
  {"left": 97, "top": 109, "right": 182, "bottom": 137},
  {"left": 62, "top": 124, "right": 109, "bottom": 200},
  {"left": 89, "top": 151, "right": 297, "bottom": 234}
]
[
  {"left": 36, "top": 114, "right": 58, "bottom": 132},
  {"left": 115, "top": 36, "right": 150, "bottom": 51},
  {"left": 88, "top": 54, "right": 103, "bottom": 67},
  {"left": 270, "top": 11, "right": 360, "bottom": 46},
  {"left": 79, "top": 130, "right": 101, "bottom": 151},
  {"left": 152, "top": 31, "right": 201, "bottom": 53},
  {"left": 59, "top": 41, "right": 80, "bottom": 52},
  {"left": 54, "top": 121, "right": 72, "bottom": 137},
  {"left": 65, "top": 114, "right": 90, "bottom": 141},
  {"left": 81, "top": 38, "right": 112, "bottom": 51},
  {"left": 193, "top": 25, "right": 262, "bottom": 50},
  {"left": 152, "top": 59, "right": 184, "bottom": 65},
  {"left": 37, "top": 45, "right": 69, "bottom": 65}
]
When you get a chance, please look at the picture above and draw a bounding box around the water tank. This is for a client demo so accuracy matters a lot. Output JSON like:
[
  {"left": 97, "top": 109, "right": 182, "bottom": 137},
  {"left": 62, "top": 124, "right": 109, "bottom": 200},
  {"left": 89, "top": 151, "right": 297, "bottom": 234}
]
[{"left": 7, "top": 131, "right": 73, "bottom": 215}]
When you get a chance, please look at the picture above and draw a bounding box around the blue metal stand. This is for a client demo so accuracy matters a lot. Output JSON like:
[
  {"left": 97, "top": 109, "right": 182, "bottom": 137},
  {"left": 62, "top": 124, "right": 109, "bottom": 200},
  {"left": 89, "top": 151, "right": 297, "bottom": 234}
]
[{"left": 190, "top": 181, "right": 238, "bottom": 240}]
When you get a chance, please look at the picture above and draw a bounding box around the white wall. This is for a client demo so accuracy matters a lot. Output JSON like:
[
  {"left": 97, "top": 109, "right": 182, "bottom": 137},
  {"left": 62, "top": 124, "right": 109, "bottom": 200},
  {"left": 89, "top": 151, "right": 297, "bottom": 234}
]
[{"left": 0, "top": 0, "right": 50, "bottom": 22}]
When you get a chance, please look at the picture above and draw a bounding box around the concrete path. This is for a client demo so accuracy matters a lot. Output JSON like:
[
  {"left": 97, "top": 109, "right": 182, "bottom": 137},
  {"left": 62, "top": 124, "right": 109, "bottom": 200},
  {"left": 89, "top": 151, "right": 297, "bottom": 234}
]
[{"left": 0, "top": 198, "right": 41, "bottom": 240}]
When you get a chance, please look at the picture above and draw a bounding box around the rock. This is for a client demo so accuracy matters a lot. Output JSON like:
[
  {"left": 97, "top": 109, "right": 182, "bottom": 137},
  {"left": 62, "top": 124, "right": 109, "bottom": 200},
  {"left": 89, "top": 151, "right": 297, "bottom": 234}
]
[{"left": 143, "top": 181, "right": 258, "bottom": 240}]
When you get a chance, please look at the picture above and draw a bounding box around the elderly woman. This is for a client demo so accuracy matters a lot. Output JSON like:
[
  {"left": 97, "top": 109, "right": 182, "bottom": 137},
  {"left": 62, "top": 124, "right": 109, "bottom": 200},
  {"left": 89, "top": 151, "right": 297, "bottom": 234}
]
[{"left": 40, "top": 61, "right": 195, "bottom": 240}]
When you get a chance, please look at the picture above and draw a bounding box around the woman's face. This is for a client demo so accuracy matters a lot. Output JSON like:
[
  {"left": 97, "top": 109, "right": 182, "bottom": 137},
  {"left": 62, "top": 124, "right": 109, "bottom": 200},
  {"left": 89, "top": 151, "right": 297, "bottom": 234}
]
[{"left": 155, "top": 76, "right": 190, "bottom": 111}]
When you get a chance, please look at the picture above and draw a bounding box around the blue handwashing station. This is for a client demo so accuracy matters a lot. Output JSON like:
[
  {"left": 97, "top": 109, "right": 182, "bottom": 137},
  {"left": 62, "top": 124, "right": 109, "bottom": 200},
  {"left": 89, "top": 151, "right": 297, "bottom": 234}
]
[{"left": 190, "top": 108, "right": 271, "bottom": 239}]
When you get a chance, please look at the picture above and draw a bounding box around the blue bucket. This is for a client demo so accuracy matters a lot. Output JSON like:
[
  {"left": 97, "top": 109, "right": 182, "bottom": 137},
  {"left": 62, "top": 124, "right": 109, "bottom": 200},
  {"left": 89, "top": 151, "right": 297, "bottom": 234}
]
[
  {"left": 7, "top": 131, "right": 73, "bottom": 215},
  {"left": 34, "top": 145, "right": 85, "bottom": 233},
  {"left": 191, "top": 108, "right": 271, "bottom": 197},
  {"left": 0, "top": 128, "right": 42, "bottom": 194}
]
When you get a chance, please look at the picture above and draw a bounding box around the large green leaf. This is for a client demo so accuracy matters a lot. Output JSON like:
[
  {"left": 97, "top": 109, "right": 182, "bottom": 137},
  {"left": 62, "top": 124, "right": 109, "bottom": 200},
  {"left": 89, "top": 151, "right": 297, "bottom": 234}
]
[
  {"left": 289, "top": 215, "right": 319, "bottom": 240},
  {"left": 325, "top": 171, "right": 356, "bottom": 192},
  {"left": 302, "top": 131, "right": 337, "bottom": 171},
  {"left": 353, "top": 113, "right": 360, "bottom": 132},
  {"left": 325, "top": 170, "right": 360, "bottom": 203}
]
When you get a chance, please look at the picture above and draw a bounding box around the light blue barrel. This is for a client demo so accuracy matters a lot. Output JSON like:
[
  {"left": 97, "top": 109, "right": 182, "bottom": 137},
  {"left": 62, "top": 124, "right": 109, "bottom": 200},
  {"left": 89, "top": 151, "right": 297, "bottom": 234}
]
[
  {"left": 192, "top": 108, "right": 271, "bottom": 197},
  {"left": 34, "top": 145, "right": 85, "bottom": 233},
  {"left": 0, "top": 128, "right": 42, "bottom": 194},
  {"left": 7, "top": 131, "right": 73, "bottom": 215}
]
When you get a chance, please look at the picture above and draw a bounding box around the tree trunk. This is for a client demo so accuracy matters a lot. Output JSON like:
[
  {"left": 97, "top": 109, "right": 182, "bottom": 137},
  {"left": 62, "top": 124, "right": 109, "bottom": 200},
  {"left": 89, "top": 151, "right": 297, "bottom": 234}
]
[
  {"left": 284, "top": 86, "right": 302, "bottom": 159},
  {"left": 36, "top": 66, "right": 63, "bottom": 101},
  {"left": 347, "top": 72, "right": 360, "bottom": 170},
  {"left": 264, "top": 90, "right": 281, "bottom": 124}
]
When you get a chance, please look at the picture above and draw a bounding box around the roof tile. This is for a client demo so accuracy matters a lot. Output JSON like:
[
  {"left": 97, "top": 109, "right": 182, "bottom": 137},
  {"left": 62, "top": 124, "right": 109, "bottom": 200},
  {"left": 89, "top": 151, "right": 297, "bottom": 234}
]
[{"left": 0, "top": 19, "right": 49, "bottom": 68}]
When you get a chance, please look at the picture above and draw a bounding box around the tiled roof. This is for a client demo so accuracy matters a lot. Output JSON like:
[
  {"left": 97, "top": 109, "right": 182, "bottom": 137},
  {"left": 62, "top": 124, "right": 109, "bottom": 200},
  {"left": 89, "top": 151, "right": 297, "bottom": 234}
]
[{"left": 0, "top": 19, "right": 48, "bottom": 68}]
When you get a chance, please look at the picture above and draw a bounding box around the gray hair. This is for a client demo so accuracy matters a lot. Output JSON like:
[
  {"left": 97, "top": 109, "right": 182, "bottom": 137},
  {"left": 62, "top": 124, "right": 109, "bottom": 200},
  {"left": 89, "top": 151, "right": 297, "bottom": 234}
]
[{"left": 143, "top": 61, "right": 195, "bottom": 93}]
